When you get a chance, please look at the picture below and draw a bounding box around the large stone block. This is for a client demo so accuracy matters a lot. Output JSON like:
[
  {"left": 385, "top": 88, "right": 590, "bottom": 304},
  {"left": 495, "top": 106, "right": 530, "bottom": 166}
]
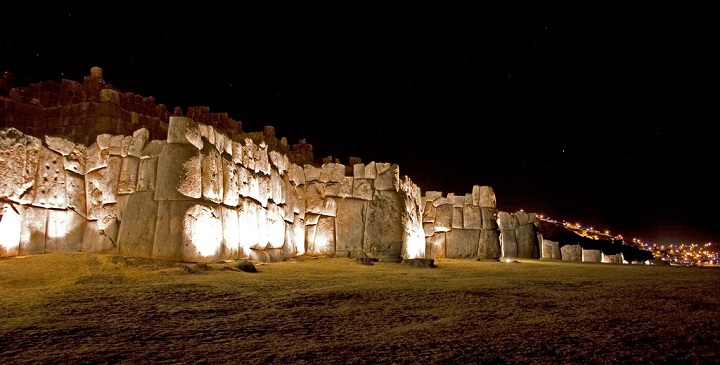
[
  {"left": 269, "top": 169, "right": 285, "bottom": 205},
  {"left": 320, "top": 163, "right": 346, "bottom": 183},
  {"left": 363, "top": 190, "right": 403, "bottom": 259},
  {"left": 181, "top": 203, "right": 223, "bottom": 263},
  {"left": 308, "top": 215, "right": 335, "bottom": 256},
  {"left": 64, "top": 144, "right": 87, "bottom": 175},
  {"left": 602, "top": 252, "right": 623, "bottom": 264},
  {"left": 266, "top": 202, "right": 285, "bottom": 249},
  {"left": 582, "top": 248, "right": 602, "bottom": 262},
  {"left": 153, "top": 201, "right": 195, "bottom": 261},
  {"left": 338, "top": 177, "right": 353, "bottom": 198},
  {"left": 496, "top": 211, "right": 517, "bottom": 230},
  {"left": 433, "top": 203, "right": 453, "bottom": 233},
  {"left": 305, "top": 182, "right": 325, "bottom": 214},
  {"left": 516, "top": 223, "right": 539, "bottom": 259},
  {"left": 65, "top": 171, "right": 87, "bottom": 217},
  {"left": 481, "top": 207, "right": 499, "bottom": 230},
  {"left": 463, "top": 204, "right": 482, "bottom": 229},
  {"left": 286, "top": 214, "right": 306, "bottom": 256},
  {"left": 541, "top": 238, "right": 561, "bottom": 260},
  {"left": 422, "top": 200, "right": 436, "bottom": 223},
  {"left": 154, "top": 143, "right": 201, "bottom": 201},
  {"left": 514, "top": 210, "right": 531, "bottom": 225},
  {"left": 85, "top": 143, "right": 109, "bottom": 174},
  {"left": 136, "top": 156, "right": 158, "bottom": 192},
  {"left": 32, "top": 147, "right": 68, "bottom": 209},
  {"left": 231, "top": 141, "right": 243, "bottom": 165},
  {"left": 500, "top": 228, "right": 518, "bottom": 259},
  {"left": 335, "top": 198, "right": 366, "bottom": 254},
  {"left": 18, "top": 205, "right": 47, "bottom": 255},
  {"left": 45, "top": 135, "right": 76, "bottom": 156},
  {"left": 324, "top": 182, "right": 339, "bottom": 197},
  {"left": 288, "top": 163, "right": 305, "bottom": 185},
  {"left": 258, "top": 175, "right": 270, "bottom": 208},
  {"left": 86, "top": 156, "right": 122, "bottom": 218},
  {"left": 561, "top": 244, "right": 582, "bottom": 261},
  {"left": 452, "top": 207, "right": 464, "bottom": 228},
  {"left": 247, "top": 174, "right": 262, "bottom": 205},
  {"left": 141, "top": 140, "right": 166, "bottom": 157},
  {"left": 364, "top": 161, "right": 377, "bottom": 179},
  {"left": 423, "top": 222, "right": 435, "bottom": 237},
  {"left": 220, "top": 206, "right": 240, "bottom": 260},
  {"left": 475, "top": 185, "right": 496, "bottom": 208},
  {"left": 167, "top": 116, "right": 203, "bottom": 149},
  {"left": 238, "top": 198, "right": 266, "bottom": 253},
  {"left": 201, "top": 146, "right": 224, "bottom": 204},
  {"left": 426, "top": 232, "right": 446, "bottom": 259},
  {"left": 117, "top": 156, "right": 140, "bottom": 195},
  {"left": 127, "top": 128, "right": 149, "bottom": 157},
  {"left": 117, "top": 192, "right": 158, "bottom": 259},
  {"left": 352, "top": 178, "right": 374, "bottom": 201},
  {"left": 82, "top": 219, "right": 119, "bottom": 254},
  {"left": 353, "top": 163, "right": 365, "bottom": 179},
  {"left": 479, "top": 229, "right": 501, "bottom": 259},
  {"left": 446, "top": 229, "right": 480, "bottom": 258},
  {"left": 256, "top": 142, "right": 271, "bottom": 175},
  {"left": 304, "top": 164, "right": 321, "bottom": 182},
  {"left": 241, "top": 140, "right": 257, "bottom": 172},
  {"left": 0, "top": 203, "right": 21, "bottom": 256},
  {"left": 269, "top": 150, "right": 289, "bottom": 175},
  {"left": 45, "top": 209, "right": 85, "bottom": 252},
  {"left": 374, "top": 163, "right": 399, "bottom": 191}
]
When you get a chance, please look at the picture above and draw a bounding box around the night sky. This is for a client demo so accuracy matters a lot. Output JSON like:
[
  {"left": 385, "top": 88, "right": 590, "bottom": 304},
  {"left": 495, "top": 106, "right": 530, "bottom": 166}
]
[{"left": 1, "top": 8, "right": 716, "bottom": 247}]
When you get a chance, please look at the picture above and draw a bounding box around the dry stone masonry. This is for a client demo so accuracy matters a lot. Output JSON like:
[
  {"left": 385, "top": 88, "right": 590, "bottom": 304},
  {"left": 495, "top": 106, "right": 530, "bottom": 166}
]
[{"left": 0, "top": 68, "right": 651, "bottom": 264}]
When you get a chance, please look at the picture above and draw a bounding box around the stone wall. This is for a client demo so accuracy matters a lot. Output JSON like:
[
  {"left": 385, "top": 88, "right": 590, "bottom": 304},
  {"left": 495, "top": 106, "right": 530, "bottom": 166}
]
[
  {"left": 421, "top": 186, "right": 504, "bottom": 260},
  {"left": 0, "top": 67, "right": 653, "bottom": 264},
  {"left": 0, "top": 117, "right": 423, "bottom": 262}
]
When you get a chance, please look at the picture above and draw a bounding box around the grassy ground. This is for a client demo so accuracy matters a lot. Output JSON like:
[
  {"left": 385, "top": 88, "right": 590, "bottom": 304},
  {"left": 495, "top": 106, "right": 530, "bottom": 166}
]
[{"left": 1, "top": 252, "right": 718, "bottom": 364}]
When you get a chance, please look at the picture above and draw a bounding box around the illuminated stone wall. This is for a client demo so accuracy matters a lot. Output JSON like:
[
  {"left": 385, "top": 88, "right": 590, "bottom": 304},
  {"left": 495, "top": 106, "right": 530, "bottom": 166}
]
[
  {"left": 0, "top": 118, "right": 425, "bottom": 262},
  {"left": 1, "top": 68, "right": 654, "bottom": 264},
  {"left": 421, "top": 186, "right": 505, "bottom": 260}
]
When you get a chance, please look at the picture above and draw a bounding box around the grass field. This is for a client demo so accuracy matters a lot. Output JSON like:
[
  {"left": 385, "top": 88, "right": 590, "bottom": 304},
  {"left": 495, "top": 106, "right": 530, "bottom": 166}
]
[{"left": 1, "top": 252, "right": 718, "bottom": 364}]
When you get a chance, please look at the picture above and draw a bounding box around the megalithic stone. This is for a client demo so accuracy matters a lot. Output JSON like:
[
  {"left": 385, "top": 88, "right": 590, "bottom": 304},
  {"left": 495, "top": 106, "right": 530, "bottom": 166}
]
[
  {"left": 363, "top": 190, "right": 403, "bottom": 260},
  {"left": 446, "top": 229, "right": 480, "bottom": 258},
  {"left": 426, "top": 232, "right": 446, "bottom": 259},
  {"left": 181, "top": 204, "right": 223, "bottom": 263},
  {"left": 433, "top": 203, "right": 453, "bottom": 233},
  {"left": 516, "top": 222, "right": 539, "bottom": 259},
  {"left": 220, "top": 206, "right": 240, "bottom": 260},
  {"left": 222, "top": 157, "right": 240, "bottom": 207},
  {"left": 335, "top": 198, "right": 367, "bottom": 254},
  {"left": 46, "top": 209, "right": 85, "bottom": 252},
  {"left": 136, "top": 156, "right": 158, "bottom": 192},
  {"left": 167, "top": 116, "right": 203, "bottom": 150},
  {"left": 463, "top": 204, "right": 482, "bottom": 229},
  {"left": 561, "top": 244, "right": 582, "bottom": 261},
  {"left": 0, "top": 203, "right": 21, "bottom": 256},
  {"left": 500, "top": 228, "right": 518, "bottom": 259},
  {"left": 32, "top": 147, "right": 68, "bottom": 209},
  {"left": 117, "top": 156, "right": 140, "bottom": 195},
  {"left": 314, "top": 215, "right": 336, "bottom": 255},
  {"left": 479, "top": 229, "right": 501, "bottom": 259},
  {"left": 154, "top": 143, "right": 201, "bottom": 201},
  {"left": 200, "top": 144, "right": 224, "bottom": 204},
  {"left": 374, "top": 163, "right": 399, "bottom": 191},
  {"left": 86, "top": 156, "right": 122, "bottom": 219},
  {"left": 266, "top": 202, "right": 285, "bottom": 249},
  {"left": 117, "top": 191, "right": 158, "bottom": 259},
  {"left": 0, "top": 129, "right": 42, "bottom": 203},
  {"left": 18, "top": 205, "right": 48, "bottom": 255}
]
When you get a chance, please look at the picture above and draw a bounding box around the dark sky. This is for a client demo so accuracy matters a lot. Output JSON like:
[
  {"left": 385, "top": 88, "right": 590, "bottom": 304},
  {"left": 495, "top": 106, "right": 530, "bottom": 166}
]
[{"left": 1, "top": 8, "right": 717, "bottom": 246}]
